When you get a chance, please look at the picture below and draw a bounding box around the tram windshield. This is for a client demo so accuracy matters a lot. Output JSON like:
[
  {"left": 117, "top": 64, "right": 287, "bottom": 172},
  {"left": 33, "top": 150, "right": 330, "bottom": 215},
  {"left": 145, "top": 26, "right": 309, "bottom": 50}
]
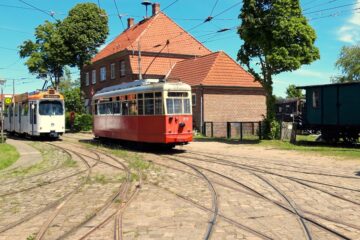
[
  {"left": 39, "top": 101, "right": 64, "bottom": 115},
  {"left": 166, "top": 92, "right": 191, "bottom": 115}
]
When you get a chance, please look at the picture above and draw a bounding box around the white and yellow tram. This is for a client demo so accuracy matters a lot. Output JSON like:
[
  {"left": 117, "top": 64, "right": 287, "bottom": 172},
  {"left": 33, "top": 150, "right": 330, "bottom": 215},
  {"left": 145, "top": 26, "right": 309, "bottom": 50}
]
[{"left": 4, "top": 89, "right": 65, "bottom": 138}]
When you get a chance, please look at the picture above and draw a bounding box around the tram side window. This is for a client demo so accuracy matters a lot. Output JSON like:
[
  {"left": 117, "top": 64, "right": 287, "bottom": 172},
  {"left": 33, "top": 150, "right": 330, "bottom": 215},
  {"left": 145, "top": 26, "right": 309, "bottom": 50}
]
[
  {"left": 144, "top": 93, "right": 154, "bottom": 115},
  {"left": 122, "top": 102, "right": 129, "bottom": 115},
  {"left": 4, "top": 106, "right": 8, "bottom": 117},
  {"left": 129, "top": 100, "right": 137, "bottom": 115},
  {"left": 137, "top": 94, "right": 144, "bottom": 115},
  {"left": 97, "top": 101, "right": 114, "bottom": 115},
  {"left": 113, "top": 102, "right": 121, "bottom": 115},
  {"left": 22, "top": 103, "right": 29, "bottom": 116},
  {"left": 155, "top": 92, "right": 163, "bottom": 115},
  {"left": 15, "top": 104, "right": 18, "bottom": 117},
  {"left": 183, "top": 99, "right": 191, "bottom": 114}
]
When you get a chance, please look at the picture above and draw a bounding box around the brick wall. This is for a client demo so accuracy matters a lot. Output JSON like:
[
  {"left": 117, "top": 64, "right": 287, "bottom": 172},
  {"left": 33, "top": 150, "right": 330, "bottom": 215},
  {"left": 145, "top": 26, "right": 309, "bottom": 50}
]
[
  {"left": 192, "top": 86, "right": 266, "bottom": 131},
  {"left": 204, "top": 87, "right": 266, "bottom": 122}
]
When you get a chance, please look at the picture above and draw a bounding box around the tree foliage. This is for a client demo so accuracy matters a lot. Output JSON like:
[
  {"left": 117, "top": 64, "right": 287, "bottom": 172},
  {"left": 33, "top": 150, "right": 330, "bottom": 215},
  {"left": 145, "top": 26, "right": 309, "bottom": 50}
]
[
  {"left": 332, "top": 44, "right": 360, "bottom": 83},
  {"left": 238, "top": 0, "right": 320, "bottom": 121},
  {"left": 286, "top": 84, "right": 303, "bottom": 98},
  {"left": 60, "top": 3, "right": 109, "bottom": 68},
  {"left": 19, "top": 3, "right": 109, "bottom": 88},
  {"left": 59, "top": 68, "right": 85, "bottom": 113},
  {"left": 19, "top": 21, "right": 67, "bottom": 86}
]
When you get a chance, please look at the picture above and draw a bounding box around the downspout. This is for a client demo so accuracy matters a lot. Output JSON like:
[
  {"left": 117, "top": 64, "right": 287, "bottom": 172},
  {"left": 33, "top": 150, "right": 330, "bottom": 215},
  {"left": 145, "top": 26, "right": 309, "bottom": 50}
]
[{"left": 200, "top": 84, "right": 204, "bottom": 134}]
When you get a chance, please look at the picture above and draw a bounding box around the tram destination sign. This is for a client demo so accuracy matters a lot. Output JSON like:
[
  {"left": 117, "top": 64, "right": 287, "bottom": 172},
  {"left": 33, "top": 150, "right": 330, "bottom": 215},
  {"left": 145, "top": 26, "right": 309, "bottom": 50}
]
[{"left": 44, "top": 95, "right": 60, "bottom": 99}]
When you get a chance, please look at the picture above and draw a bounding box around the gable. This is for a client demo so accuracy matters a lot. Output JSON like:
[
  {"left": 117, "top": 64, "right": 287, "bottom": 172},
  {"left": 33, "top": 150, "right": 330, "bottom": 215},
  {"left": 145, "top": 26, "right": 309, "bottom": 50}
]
[{"left": 91, "top": 13, "right": 210, "bottom": 63}]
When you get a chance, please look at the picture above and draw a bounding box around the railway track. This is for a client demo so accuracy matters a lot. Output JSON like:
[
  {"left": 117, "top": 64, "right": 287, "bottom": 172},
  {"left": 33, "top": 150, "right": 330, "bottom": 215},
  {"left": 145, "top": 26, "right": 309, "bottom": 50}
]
[
  {"left": 182, "top": 153, "right": 360, "bottom": 204},
  {"left": 164, "top": 156, "right": 218, "bottom": 240},
  {"left": 171, "top": 153, "right": 356, "bottom": 240},
  {"left": 187, "top": 150, "right": 360, "bottom": 180},
  {"left": 59, "top": 135, "right": 360, "bottom": 239},
  {"left": 0, "top": 145, "right": 94, "bottom": 235},
  {"left": 39, "top": 143, "right": 134, "bottom": 240}
]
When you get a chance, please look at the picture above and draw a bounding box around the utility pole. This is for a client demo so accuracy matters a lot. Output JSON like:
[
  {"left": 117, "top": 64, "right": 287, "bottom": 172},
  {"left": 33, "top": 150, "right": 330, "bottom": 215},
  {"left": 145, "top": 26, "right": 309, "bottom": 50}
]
[{"left": 0, "top": 79, "right": 6, "bottom": 143}]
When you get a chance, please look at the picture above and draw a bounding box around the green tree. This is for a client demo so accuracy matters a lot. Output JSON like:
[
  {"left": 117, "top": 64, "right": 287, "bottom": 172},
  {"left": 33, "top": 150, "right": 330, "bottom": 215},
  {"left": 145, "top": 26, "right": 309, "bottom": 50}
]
[
  {"left": 59, "top": 68, "right": 85, "bottom": 113},
  {"left": 332, "top": 44, "right": 360, "bottom": 83},
  {"left": 60, "top": 3, "right": 109, "bottom": 69},
  {"left": 19, "top": 21, "right": 67, "bottom": 86},
  {"left": 19, "top": 3, "right": 108, "bottom": 88},
  {"left": 238, "top": 0, "right": 320, "bottom": 123},
  {"left": 286, "top": 84, "right": 303, "bottom": 98}
]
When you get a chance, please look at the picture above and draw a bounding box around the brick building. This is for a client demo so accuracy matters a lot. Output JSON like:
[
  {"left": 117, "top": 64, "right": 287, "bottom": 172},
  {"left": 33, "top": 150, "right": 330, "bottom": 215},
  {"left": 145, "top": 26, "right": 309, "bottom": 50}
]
[
  {"left": 81, "top": 3, "right": 266, "bottom": 132},
  {"left": 167, "top": 51, "right": 266, "bottom": 131}
]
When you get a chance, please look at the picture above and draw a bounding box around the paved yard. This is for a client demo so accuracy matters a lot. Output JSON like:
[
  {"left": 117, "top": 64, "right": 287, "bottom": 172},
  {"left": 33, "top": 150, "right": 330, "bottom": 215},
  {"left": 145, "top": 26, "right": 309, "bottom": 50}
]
[{"left": 0, "top": 134, "right": 359, "bottom": 239}]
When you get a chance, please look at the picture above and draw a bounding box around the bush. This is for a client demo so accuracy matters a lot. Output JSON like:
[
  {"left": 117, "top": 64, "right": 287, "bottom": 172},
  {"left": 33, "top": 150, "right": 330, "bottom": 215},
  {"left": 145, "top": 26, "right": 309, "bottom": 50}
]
[
  {"left": 262, "top": 119, "right": 281, "bottom": 140},
  {"left": 66, "top": 112, "right": 93, "bottom": 132}
]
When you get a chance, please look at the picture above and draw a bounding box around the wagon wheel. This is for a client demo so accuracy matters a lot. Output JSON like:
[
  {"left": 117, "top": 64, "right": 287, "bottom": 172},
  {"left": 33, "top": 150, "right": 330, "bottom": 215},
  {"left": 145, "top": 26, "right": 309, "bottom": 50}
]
[
  {"left": 321, "top": 130, "right": 339, "bottom": 144},
  {"left": 342, "top": 132, "right": 359, "bottom": 145}
]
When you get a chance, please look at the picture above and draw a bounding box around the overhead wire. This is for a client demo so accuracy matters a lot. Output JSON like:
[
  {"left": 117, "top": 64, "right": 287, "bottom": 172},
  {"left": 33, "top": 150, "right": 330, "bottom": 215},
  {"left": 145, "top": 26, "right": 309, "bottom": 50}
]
[
  {"left": 309, "top": 7, "right": 360, "bottom": 20},
  {"left": 18, "top": 0, "right": 57, "bottom": 20},
  {"left": 304, "top": 2, "right": 359, "bottom": 14},
  {"left": 210, "top": 0, "right": 220, "bottom": 17},
  {"left": 162, "top": 0, "right": 179, "bottom": 13},
  {"left": 303, "top": 0, "right": 346, "bottom": 11}
]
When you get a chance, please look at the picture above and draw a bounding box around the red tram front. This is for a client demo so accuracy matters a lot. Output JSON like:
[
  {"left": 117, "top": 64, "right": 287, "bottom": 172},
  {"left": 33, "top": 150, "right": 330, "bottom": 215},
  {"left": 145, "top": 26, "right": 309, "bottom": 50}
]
[{"left": 92, "top": 79, "right": 193, "bottom": 146}]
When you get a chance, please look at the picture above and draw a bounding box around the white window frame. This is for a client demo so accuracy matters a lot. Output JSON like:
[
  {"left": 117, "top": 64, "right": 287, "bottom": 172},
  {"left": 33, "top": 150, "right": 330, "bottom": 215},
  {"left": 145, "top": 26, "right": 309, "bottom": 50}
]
[
  {"left": 192, "top": 93, "right": 196, "bottom": 107},
  {"left": 85, "top": 72, "right": 89, "bottom": 86},
  {"left": 120, "top": 60, "right": 126, "bottom": 77},
  {"left": 110, "top": 63, "right": 115, "bottom": 79},
  {"left": 100, "top": 67, "right": 106, "bottom": 81},
  {"left": 92, "top": 70, "right": 96, "bottom": 84}
]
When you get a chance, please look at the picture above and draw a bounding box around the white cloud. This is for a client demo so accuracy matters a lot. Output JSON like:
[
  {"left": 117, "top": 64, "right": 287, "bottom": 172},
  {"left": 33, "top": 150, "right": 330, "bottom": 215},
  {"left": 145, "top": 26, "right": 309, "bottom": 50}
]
[{"left": 338, "top": 0, "right": 360, "bottom": 44}]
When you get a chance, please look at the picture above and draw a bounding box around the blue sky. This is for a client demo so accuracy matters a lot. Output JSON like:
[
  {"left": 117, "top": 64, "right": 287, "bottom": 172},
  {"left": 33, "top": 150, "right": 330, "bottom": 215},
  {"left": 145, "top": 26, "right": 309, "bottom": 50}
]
[{"left": 0, "top": 0, "right": 359, "bottom": 96}]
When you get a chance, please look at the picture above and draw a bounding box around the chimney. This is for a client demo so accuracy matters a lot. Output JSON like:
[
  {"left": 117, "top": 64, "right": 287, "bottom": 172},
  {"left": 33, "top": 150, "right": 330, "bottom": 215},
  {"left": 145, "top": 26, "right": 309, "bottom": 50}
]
[
  {"left": 152, "top": 3, "right": 160, "bottom": 16},
  {"left": 127, "top": 18, "right": 134, "bottom": 29}
]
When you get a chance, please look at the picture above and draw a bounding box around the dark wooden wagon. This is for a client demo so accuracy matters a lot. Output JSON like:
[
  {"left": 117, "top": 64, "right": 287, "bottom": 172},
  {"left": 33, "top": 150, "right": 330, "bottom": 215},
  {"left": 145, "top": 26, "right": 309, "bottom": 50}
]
[{"left": 297, "top": 82, "right": 360, "bottom": 143}]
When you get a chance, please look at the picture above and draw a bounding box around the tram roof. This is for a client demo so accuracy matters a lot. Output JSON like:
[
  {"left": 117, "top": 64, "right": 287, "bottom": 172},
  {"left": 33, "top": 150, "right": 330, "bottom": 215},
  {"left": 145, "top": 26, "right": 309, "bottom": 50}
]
[
  {"left": 14, "top": 89, "right": 64, "bottom": 102},
  {"left": 93, "top": 79, "right": 191, "bottom": 99}
]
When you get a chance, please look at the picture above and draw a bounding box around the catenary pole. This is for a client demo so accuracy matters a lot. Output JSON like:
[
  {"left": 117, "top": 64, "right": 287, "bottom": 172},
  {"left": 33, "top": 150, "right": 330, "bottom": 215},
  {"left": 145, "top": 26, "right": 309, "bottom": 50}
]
[{"left": 0, "top": 79, "right": 5, "bottom": 143}]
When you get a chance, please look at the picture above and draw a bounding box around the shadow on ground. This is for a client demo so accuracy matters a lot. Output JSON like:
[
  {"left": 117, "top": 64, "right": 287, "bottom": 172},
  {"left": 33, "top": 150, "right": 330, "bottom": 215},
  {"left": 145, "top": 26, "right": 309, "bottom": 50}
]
[
  {"left": 295, "top": 140, "right": 360, "bottom": 149},
  {"left": 78, "top": 138, "right": 187, "bottom": 155},
  {"left": 193, "top": 138, "right": 260, "bottom": 145}
]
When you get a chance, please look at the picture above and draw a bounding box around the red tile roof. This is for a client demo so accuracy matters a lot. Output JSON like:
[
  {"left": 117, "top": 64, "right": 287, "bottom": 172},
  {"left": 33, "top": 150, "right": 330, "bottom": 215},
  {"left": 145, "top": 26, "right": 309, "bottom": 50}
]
[
  {"left": 92, "top": 13, "right": 211, "bottom": 63},
  {"left": 168, "top": 51, "right": 262, "bottom": 88},
  {"left": 129, "top": 56, "right": 187, "bottom": 76}
]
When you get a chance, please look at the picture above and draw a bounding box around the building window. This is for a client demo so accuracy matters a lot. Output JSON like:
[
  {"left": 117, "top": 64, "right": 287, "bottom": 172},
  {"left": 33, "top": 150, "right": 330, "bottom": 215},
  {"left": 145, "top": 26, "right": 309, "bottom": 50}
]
[
  {"left": 92, "top": 70, "right": 96, "bottom": 84},
  {"left": 111, "top": 63, "right": 115, "bottom": 79},
  {"left": 85, "top": 72, "right": 89, "bottom": 86},
  {"left": 100, "top": 67, "right": 106, "bottom": 81},
  {"left": 312, "top": 89, "right": 320, "bottom": 108},
  {"left": 192, "top": 93, "right": 196, "bottom": 107},
  {"left": 120, "top": 60, "right": 126, "bottom": 77}
]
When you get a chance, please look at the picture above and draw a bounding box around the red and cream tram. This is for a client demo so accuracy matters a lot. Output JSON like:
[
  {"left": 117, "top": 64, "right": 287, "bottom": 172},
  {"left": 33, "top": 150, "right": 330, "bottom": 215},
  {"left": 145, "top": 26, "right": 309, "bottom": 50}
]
[{"left": 92, "top": 79, "right": 193, "bottom": 146}]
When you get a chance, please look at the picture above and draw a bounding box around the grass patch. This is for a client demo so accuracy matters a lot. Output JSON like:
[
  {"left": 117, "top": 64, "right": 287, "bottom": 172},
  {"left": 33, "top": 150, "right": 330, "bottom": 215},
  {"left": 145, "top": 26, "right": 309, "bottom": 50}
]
[
  {"left": 195, "top": 133, "right": 360, "bottom": 160},
  {"left": 62, "top": 158, "right": 77, "bottom": 168},
  {"left": 0, "top": 144, "right": 20, "bottom": 170},
  {"left": 259, "top": 138, "right": 360, "bottom": 160},
  {"left": 8, "top": 142, "right": 72, "bottom": 177},
  {"left": 79, "top": 140, "right": 154, "bottom": 182}
]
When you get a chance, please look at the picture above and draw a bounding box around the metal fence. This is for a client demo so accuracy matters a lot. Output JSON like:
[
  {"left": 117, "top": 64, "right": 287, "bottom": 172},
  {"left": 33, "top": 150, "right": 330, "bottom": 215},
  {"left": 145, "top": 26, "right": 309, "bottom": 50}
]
[{"left": 203, "top": 121, "right": 262, "bottom": 140}]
